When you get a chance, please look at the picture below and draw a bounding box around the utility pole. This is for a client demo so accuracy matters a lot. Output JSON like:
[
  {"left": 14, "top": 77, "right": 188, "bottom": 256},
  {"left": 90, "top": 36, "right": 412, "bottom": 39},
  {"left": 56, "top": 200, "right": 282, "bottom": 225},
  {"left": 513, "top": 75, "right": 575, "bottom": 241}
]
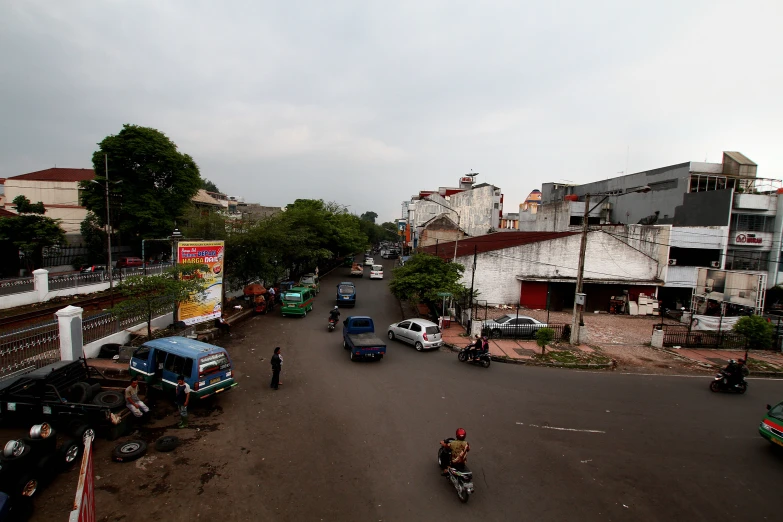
[
  {"left": 468, "top": 245, "right": 478, "bottom": 334},
  {"left": 570, "top": 193, "right": 590, "bottom": 344},
  {"left": 104, "top": 154, "right": 114, "bottom": 307}
]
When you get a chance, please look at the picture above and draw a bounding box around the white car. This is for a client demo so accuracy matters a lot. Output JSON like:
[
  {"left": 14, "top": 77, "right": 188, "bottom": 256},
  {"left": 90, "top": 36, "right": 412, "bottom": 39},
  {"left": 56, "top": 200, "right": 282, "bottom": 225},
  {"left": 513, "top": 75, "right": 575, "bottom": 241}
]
[
  {"left": 364, "top": 257, "right": 374, "bottom": 266},
  {"left": 387, "top": 318, "right": 443, "bottom": 351},
  {"left": 370, "top": 264, "right": 383, "bottom": 279}
]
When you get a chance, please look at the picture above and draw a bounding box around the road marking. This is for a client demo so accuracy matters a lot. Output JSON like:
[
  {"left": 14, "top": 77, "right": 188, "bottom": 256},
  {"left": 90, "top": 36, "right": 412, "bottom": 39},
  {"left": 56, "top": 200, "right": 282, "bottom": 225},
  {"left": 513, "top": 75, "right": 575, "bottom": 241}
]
[
  {"left": 580, "top": 371, "right": 783, "bottom": 381},
  {"left": 516, "top": 422, "right": 605, "bottom": 434}
]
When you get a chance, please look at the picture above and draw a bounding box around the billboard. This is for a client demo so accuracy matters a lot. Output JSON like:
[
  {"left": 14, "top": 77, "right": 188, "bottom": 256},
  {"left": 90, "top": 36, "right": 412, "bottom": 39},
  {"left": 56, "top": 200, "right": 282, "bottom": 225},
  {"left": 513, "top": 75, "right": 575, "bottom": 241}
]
[
  {"left": 693, "top": 267, "right": 766, "bottom": 314},
  {"left": 177, "top": 241, "right": 225, "bottom": 325}
]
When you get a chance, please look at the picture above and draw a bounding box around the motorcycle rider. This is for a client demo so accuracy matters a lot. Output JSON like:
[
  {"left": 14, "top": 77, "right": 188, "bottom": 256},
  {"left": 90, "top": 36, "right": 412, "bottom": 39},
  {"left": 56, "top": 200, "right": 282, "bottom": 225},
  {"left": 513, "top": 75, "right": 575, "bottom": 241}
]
[
  {"left": 329, "top": 306, "right": 341, "bottom": 324},
  {"left": 723, "top": 358, "right": 748, "bottom": 387},
  {"left": 440, "top": 428, "right": 470, "bottom": 475},
  {"left": 465, "top": 334, "right": 480, "bottom": 360}
]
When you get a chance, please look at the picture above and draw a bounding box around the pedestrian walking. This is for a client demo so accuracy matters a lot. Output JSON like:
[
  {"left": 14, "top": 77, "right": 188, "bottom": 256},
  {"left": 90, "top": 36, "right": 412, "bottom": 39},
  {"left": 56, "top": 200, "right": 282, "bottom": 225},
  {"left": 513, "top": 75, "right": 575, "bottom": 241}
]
[
  {"left": 270, "top": 347, "right": 282, "bottom": 390},
  {"left": 268, "top": 286, "right": 276, "bottom": 310},
  {"left": 175, "top": 374, "right": 191, "bottom": 428},
  {"left": 125, "top": 376, "right": 149, "bottom": 418},
  {"left": 314, "top": 266, "right": 319, "bottom": 276}
]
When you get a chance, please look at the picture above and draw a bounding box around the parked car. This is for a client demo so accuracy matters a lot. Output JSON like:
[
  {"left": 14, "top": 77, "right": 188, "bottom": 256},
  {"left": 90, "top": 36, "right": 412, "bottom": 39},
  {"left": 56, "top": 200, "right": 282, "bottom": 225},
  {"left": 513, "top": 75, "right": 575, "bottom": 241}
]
[
  {"left": 383, "top": 251, "right": 399, "bottom": 260},
  {"left": 116, "top": 256, "right": 143, "bottom": 268},
  {"left": 298, "top": 273, "right": 320, "bottom": 294},
  {"left": 482, "top": 314, "right": 547, "bottom": 339},
  {"left": 387, "top": 318, "right": 443, "bottom": 351},
  {"left": 369, "top": 264, "right": 383, "bottom": 280},
  {"left": 364, "top": 257, "right": 374, "bottom": 266}
]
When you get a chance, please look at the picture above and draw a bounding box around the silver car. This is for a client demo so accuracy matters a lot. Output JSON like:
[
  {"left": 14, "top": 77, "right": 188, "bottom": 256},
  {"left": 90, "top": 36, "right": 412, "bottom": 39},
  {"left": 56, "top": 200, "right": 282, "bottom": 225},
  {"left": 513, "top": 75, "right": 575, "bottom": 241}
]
[
  {"left": 387, "top": 318, "right": 443, "bottom": 351},
  {"left": 482, "top": 314, "right": 546, "bottom": 339}
]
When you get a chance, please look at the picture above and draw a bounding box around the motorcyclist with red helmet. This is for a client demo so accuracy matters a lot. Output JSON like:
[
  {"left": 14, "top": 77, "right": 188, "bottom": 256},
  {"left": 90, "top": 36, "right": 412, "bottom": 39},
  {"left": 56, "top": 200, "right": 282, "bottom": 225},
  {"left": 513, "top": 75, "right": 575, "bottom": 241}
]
[{"left": 440, "top": 428, "right": 470, "bottom": 475}]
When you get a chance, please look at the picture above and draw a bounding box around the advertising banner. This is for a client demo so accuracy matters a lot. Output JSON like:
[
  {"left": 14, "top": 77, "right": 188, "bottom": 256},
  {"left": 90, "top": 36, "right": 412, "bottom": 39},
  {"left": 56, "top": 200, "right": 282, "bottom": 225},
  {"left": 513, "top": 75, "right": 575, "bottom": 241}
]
[{"left": 177, "top": 241, "right": 225, "bottom": 325}]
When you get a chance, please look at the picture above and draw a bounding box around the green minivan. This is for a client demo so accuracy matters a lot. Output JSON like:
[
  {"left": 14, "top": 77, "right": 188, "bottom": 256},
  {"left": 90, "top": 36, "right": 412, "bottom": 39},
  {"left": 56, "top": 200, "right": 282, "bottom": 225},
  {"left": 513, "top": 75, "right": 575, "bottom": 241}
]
[
  {"left": 759, "top": 400, "right": 783, "bottom": 448},
  {"left": 281, "top": 286, "right": 315, "bottom": 317}
]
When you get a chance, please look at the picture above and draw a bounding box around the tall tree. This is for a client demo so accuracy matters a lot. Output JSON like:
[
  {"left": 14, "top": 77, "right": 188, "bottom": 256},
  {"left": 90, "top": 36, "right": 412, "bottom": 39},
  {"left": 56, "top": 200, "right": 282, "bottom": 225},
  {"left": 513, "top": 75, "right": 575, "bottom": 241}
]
[
  {"left": 360, "top": 211, "right": 378, "bottom": 223},
  {"left": 79, "top": 212, "right": 107, "bottom": 265},
  {"left": 81, "top": 124, "right": 202, "bottom": 242},
  {"left": 112, "top": 264, "right": 208, "bottom": 339},
  {"left": 389, "top": 253, "right": 465, "bottom": 303},
  {"left": 201, "top": 178, "right": 220, "bottom": 193},
  {"left": 0, "top": 196, "right": 66, "bottom": 271}
]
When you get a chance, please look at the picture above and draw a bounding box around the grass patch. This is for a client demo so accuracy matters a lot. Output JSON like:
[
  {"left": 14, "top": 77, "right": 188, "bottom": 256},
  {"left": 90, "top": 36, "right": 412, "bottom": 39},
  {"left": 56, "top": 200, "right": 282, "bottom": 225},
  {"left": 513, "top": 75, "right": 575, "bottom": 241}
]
[
  {"left": 747, "top": 358, "right": 782, "bottom": 373},
  {"left": 533, "top": 348, "right": 612, "bottom": 366}
]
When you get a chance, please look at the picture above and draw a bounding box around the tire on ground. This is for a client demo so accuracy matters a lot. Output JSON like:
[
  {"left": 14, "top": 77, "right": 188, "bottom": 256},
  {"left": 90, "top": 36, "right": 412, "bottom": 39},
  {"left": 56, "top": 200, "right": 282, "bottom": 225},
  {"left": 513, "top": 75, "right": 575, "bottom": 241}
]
[
  {"left": 92, "top": 391, "right": 125, "bottom": 410},
  {"left": 22, "top": 431, "right": 57, "bottom": 456},
  {"left": 112, "top": 440, "right": 148, "bottom": 462},
  {"left": 154, "top": 436, "right": 179, "bottom": 452},
  {"left": 99, "top": 343, "right": 121, "bottom": 359}
]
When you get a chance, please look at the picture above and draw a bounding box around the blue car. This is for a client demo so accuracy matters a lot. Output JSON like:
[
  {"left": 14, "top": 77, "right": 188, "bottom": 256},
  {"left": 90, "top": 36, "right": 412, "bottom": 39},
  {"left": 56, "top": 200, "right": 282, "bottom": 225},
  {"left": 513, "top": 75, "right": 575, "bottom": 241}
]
[{"left": 336, "top": 282, "right": 356, "bottom": 307}]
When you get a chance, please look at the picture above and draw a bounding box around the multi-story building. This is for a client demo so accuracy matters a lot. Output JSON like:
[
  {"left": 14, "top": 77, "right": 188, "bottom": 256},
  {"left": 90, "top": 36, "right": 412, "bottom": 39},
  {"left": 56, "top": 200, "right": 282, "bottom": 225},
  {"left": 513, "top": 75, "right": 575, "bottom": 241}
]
[
  {"left": 405, "top": 174, "right": 503, "bottom": 248},
  {"left": 520, "top": 151, "right": 783, "bottom": 309}
]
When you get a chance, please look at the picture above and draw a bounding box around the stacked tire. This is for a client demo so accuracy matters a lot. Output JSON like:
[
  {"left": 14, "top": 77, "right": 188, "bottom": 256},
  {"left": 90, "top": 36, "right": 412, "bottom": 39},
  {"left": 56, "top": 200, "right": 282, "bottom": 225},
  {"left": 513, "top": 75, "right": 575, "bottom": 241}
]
[{"left": 0, "top": 423, "right": 86, "bottom": 521}]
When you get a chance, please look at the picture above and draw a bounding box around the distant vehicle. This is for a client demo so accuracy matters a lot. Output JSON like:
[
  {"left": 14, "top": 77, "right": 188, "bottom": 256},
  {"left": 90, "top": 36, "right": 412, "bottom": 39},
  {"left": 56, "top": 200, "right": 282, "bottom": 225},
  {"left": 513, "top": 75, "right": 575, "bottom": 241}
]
[
  {"left": 383, "top": 251, "right": 399, "bottom": 260},
  {"left": 759, "top": 400, "right": 783, "bottom": 448},
  {"left": 80, "top": 264, "right": 107, "bottom": 274},
  {"left": 116, "top": 256, "right": 143, "bottom": 268},
  {"left": 482, "top": 314, "right": 547, "bottom": 339},
  {"left": 370, "top": 264, "right": 383, "bottom": 279},
  {"left": 387, "top": 318, "right": 443, "bottom": 351},
  {"left": 350, "top": 263, "right": 364, "bottom": 277},
  {"left": 343, "top": 316, "right": 386, "bottom": 361},
  {"left": 336, "top": 282, "right": 356, "bottom": 307},
  {"left": 298, "top": 273, "right": 320, "bottom": 294},
  {"left": 364, "top": 257, "right": 374, "bottom": 266}
]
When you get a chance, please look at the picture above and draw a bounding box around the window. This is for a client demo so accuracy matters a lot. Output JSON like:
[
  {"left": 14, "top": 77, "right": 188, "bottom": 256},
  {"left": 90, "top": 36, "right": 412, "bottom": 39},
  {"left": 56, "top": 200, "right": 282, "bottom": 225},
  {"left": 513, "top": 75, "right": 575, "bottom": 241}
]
[
  {"left": 732, "top": 214, "right": 774, "bottom": 233},
  {"left": 338, "top": 285, "right": 354, "bottom": 294},
  {"left": 425, "top": 326, "right": 441, "bottom": 335},
  {"left": 725, "top": 250, "right": 769, "bottom": 271},
  {"left": 164, "top": 354, "right": 186, "bottom": 374},
  {"left": 689, "top": 174, "right": 728, "bottom": 193},
  {"left": 199, "top": 353, "right": 230, "bottom": 376},
  {"left": 398, "top": 321, "right": 411, "bottom": 329},
  {"left": 410, "top": 323, "right": 422, "bottom": 332},
  {"left": 133, "top": 346, "right": 150, "bottom": 360}
]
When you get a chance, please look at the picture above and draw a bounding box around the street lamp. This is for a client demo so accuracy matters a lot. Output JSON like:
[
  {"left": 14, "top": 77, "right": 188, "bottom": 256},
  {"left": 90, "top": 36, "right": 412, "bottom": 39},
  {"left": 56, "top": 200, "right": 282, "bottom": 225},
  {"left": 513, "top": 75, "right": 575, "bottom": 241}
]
[
  {"left": 570, "top": 185, "right": 651, "bottom": 345},
  {"left": 89, "top": 154, "right": 122, "bottom": 306},
  {"left": 423, "top": 196, "right": 461, "bottom": 263}
]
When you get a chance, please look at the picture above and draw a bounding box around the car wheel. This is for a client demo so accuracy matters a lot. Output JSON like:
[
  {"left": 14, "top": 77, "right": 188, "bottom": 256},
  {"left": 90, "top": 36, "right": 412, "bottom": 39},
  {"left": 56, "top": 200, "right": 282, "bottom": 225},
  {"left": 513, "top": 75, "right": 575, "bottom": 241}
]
[
  {"left": 112, "top": 440, "right": 148, "bottom": 463},
  {"left": 343, "top": 341, "right": 349, "bottom": 350},
  {"left": 23, "top": 432, "right": 57, "bottom": 455},
  {"left": 350, "top": 350, "right": 356, "bottom": 362},
  {"left": 57, "top": 439, "right": 83, "bottom": 470},
  {"left": 415, "top": 342, "right": 424, "bottom": 352},
  {"left": 154, "top": 436, "right": 180, "bottom": 452},
  {"left": 388, "top": 331, "right": 395, "bottom": 341},
  {"left": 15, "top": 472, "right": 40, "bottom": 498},
  {"left": 491, "top": 329, "right": 502, "bottom": 339}
]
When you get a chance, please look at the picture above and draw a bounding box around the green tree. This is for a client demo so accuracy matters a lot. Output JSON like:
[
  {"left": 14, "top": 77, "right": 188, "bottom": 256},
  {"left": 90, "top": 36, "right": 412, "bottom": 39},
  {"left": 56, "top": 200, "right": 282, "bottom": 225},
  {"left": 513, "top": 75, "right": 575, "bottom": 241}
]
[
  {"left": 380, "top": 221, "right": 399, "bottom": 241},
  {"left": 80, "top": 212, "right": 107, "bottom": 265},
  {"left": 535, "top": 328, "right": 555, "bottom": 355},
  {"left": 182, "top": 206, "right": 227, "bottom": 241},
  {"left": 733, "top": 315, "right": 774, "bottom": 350},
  {"left": 389, "top": 253, "right": 465, "bottom": 303},
  {"left": 201, "top": 178, "right": 220, "bottom": 193},
  {"left": 113, "top": 264, "right": 208, "bottom": 339},
  {"left": 360, "top": 211, "right": 378, "bottom": 223},
  {"left": 81, "top": 124, "right": 202, "bottom": 242},
  {"left": 0, "top": 196, "right": 66, "bottom": 271}
]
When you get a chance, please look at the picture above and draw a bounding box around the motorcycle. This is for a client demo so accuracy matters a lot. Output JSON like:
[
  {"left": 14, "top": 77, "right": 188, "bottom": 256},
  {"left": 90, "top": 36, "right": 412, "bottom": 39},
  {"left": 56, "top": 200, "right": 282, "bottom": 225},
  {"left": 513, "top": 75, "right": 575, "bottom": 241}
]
[
  {"left": 457, "top": 345, "right": 490, "bottom": 368},
  {"left": 438, "top": 438, "right": 474, "bottom": 503},
  {"left": 328, "top": 318, "right": 337, "bottom": 332},
  {"left": 709, "top": 370, "right": 748, "bottom": 394}
]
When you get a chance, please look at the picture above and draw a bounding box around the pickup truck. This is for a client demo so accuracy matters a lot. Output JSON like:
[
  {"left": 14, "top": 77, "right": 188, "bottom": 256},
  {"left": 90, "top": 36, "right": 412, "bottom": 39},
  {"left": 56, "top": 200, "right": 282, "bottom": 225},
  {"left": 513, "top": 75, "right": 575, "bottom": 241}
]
[
  {"left": 350, "top": 263, "right": 364, "bottom": 277},
  {"left": 343, "top": 316, "right": 386, "bottom": 362}
]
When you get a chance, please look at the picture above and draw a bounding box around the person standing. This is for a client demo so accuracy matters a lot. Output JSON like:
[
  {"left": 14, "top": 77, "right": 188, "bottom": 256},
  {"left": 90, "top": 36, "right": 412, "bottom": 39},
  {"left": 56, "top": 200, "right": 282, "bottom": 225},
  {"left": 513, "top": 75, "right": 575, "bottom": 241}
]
[
  {"left": 175, "top": 374, "right": 191, "bottom": 428},
  {"left": 125, "top": 376, "right": 149, "bottom": 418},
  {"left": 268, "top": 286, "right": 276, "bottom": 309},
  {"left": 270, "top": 347, "right": 282, "bottom": 390}
]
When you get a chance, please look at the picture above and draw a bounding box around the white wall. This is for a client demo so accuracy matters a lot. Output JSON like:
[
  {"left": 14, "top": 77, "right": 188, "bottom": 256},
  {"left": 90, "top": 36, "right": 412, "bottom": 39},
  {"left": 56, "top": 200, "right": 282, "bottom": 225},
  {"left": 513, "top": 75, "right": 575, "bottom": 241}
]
[
  {"left": 457, "top": 227, "right": 665, "bottom": 305},
  {"left": 449, "top": 184, "right": 501, "bottom": 236},
  {"left": 4, "top": 180, "right": 87, "bottom": 234},
  {"left": 82, "top": 312, "right": 174, "bottom": 358}
]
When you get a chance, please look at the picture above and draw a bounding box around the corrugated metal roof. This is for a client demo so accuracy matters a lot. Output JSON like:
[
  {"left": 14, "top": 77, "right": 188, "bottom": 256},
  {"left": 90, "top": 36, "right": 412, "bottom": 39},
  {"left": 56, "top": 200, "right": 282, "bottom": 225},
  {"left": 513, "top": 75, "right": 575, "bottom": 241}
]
[
  {"left": 9, "top": 168, "right": 95, "bottom": 182},
  {"left": 724, "top": 151, "right": 757, "bottom": 166},
  {"left": 419, "top": 231, "right": 579, "bottom": 259}
]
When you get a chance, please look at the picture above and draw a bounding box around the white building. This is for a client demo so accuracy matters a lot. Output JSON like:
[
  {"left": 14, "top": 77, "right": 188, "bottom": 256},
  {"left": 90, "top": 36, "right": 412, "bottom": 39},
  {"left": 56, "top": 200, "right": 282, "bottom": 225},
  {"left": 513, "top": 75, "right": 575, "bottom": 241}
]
[
  {"left": 420, "top": 226, "right": 669, "bottom": 310},
  {"left": 3, "top": 168, "right": 95, "bottom": 242}
]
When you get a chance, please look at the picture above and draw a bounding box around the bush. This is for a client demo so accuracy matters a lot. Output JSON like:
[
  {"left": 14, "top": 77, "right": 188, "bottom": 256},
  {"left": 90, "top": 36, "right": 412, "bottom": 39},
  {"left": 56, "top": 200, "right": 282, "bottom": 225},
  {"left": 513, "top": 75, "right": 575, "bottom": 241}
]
[
  {"left": 733, "top": 315, "right": 774, "bottom": 350},
  {"left": 536, "top": 327, "right": 555, "bottom": 354}
]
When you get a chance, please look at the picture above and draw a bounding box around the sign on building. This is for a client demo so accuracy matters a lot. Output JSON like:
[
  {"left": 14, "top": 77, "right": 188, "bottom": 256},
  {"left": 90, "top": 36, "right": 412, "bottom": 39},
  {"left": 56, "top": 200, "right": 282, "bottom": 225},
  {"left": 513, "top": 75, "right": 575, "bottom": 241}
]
[
  {"left": 693, "top": 267, "right": 766, "bottom": 314},
  {"left": 177, "top": 241, "right": 225, "bottom": 325}
]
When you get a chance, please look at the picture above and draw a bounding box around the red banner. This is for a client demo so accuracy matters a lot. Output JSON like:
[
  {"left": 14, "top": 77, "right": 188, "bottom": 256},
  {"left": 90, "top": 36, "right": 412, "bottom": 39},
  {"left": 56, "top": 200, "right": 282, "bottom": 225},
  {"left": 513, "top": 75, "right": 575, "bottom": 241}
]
[{"left": 69, "top": 435, "right": 95, "bottom": 522}]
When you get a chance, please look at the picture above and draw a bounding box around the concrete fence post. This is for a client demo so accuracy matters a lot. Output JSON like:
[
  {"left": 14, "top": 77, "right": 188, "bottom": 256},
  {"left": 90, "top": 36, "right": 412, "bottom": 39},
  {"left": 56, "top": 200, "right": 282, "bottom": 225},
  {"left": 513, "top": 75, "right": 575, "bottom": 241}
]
[
  {"left": 651, "top": 328, "right": 664, "bottom": 348},
  {"left": 33, "top": 268, "right": 49, "bottom": 303},
  {"left": 57, "top": 305, "right": 84, "bottom": 361}
]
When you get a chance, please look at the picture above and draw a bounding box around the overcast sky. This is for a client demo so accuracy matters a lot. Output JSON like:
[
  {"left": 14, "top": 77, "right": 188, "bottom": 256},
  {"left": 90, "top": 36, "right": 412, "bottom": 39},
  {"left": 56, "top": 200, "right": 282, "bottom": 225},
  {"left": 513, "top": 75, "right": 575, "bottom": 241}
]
[{"left": 2, "top": 1, "right": 782, "bottom": 223}]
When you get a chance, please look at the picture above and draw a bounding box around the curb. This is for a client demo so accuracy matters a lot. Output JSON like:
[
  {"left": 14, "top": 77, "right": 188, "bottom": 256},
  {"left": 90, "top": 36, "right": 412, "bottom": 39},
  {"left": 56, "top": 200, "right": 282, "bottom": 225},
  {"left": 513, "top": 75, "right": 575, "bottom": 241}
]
[{"left": 443, "top": 343, "right": 614, "bottom": 370}]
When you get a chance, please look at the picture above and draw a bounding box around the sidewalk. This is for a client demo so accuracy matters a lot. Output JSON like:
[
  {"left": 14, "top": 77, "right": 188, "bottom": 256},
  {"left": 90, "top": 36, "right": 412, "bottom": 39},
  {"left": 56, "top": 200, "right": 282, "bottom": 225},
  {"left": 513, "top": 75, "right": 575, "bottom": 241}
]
[
  {"left": 665, "top": 347, "right": 783, "bottom": 375},
  {"left": 439, "top": 322, "right": 601, "bottom": 363}
]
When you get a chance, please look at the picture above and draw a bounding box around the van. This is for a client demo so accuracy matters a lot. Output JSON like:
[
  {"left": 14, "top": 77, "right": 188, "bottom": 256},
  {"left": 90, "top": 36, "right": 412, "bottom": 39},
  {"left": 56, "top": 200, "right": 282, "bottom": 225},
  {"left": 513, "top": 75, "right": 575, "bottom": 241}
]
[
  {"left": 370, "top": 264, "right": 384, "bottom": 279},
  {"left": 281, "top": 286, "right": 315, "bottom": 317},
  {"left": 129, "top": 336, "right": 237, "bottom": 399},
  {"left": 116, "top": 256, "right": 144, "bottom": 268},
  {"left": 298, "top": 273, "right": 321, "bottom": 294}
]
